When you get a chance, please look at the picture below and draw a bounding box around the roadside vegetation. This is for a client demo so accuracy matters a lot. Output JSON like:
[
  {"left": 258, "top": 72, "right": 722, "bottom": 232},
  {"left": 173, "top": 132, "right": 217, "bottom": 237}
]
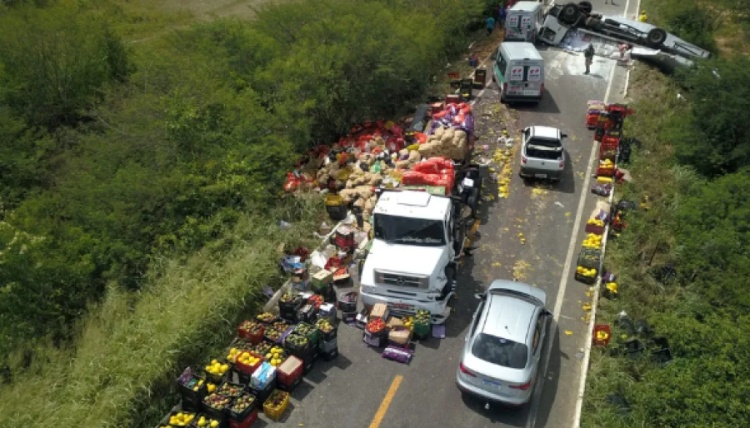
[{"left": 582, "top": 1, "right": 750, "bottom": 426}]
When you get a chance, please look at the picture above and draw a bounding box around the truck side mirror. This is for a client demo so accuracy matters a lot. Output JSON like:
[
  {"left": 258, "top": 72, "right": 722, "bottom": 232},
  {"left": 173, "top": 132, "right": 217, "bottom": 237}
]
[
  {"left": 561, "top": 133, "right": 568, "bottom": 138},
  {"left": 474, "top": 293, "right": 486, "bottom": 300}
]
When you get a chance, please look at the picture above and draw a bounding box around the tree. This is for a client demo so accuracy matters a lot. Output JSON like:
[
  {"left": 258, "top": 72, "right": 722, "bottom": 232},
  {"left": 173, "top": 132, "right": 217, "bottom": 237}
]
[
  {"left": 671, "top": 57, "right": 750, "bottom": 176},
  {"left": 0, "top": 3, "right": 131, "bottom": 128},
  {"left": 675, "top": 170, "right": 750, "bottom": 311}
]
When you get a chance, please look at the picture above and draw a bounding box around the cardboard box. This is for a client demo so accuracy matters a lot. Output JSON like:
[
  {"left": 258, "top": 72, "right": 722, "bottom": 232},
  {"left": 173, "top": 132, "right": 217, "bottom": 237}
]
[
  {"left": 354, "top": 311, "right": 368, "bottom": 329},
  {"left": 318, "top": 303, "right": 336, "bottom": 322},
  {"left": 250, "top": 362, "right": 276, "bottom": 390},
  {"left": 332, "top": 267, "right": 350, "bottom": 283},
  {"left": 311, "top": 269, "right": 333, "bottom": 289},
  {"left": 386, "top": 316, "right": 404, "bottom": 329},
  {"left": 277, "top": 356, "right": 304, "bottom": 388},
  {"left": 388, "top": 328, "right": 412, "bottom": 346},
  {"left": 370, "top": 303, "right": 389, "bottom": 320}
]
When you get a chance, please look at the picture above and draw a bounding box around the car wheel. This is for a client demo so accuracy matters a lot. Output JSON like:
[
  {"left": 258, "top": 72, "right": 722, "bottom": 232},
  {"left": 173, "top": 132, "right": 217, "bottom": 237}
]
[{"left": 647, "top": 28, "right": 667, "bottom": 47}]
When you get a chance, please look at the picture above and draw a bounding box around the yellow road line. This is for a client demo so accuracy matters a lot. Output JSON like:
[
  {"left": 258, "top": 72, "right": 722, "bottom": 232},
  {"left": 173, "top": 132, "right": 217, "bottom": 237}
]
[{"left": 369, "top": 375, "right": 404, "bottom": 428}]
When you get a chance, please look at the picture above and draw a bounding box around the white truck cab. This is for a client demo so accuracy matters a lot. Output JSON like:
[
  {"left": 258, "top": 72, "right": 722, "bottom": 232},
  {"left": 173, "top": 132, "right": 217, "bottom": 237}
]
[{"left": 360, "top": 190, "right": 462, "bottom": 324}]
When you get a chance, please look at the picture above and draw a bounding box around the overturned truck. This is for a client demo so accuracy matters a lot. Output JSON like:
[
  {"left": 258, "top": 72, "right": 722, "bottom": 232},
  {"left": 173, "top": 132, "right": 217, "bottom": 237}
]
[{"left": 540, "top": 1, "right": 711, "bottom": 66}]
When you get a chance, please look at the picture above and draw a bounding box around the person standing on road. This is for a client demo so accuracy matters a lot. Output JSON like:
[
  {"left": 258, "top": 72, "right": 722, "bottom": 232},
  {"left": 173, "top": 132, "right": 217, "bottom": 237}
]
[
  {"left": 605, "top": 0, "right": 617, "bottom": 5},
  {"left": 584, "top": 43, "right": 595, "bottom": 74},
  {"left": 638, "top": 10, "right": 648, "bottom": 22},
  {"left": 486, "top": 16, "right": 496, "bottom": 36}
]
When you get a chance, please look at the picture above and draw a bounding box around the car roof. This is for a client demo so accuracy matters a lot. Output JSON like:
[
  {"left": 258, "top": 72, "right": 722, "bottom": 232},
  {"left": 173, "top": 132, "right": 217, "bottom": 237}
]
[
  {"left": 481, "top": 293, "right": 536, "bottom": 344},
  {"left": 510, "top": 1, "right": 543, "bottom": 12},
  {"left": 529, "top": 126, "right": 560, "bottom": 140},
  {"left": 500, "top": 42, "right": 543, "bottom": 61}
]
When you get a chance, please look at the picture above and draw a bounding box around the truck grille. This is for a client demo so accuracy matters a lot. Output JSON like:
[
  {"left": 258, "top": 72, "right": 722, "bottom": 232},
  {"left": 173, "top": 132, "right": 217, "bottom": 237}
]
[{"left": 374, "top": 270, "right": 429, "bottom": 289}]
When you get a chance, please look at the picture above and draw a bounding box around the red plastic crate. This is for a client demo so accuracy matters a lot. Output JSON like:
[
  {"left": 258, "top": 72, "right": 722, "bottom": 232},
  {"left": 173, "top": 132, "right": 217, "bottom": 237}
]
[
  {"left": 601, "top": 134, "right": 621, "bottom": 147},
  {"left": 585, "top": 113, "right": 601, "bottom": 129},
  {"left": 597, "top": 166, "right": 616, "bottom": 177},
  {"left": 585, "top": 223, "right": 605, "bottom": 235},
  {"left": 276, "top": 355, "right": 304, "bottom": 388},
  {"left": 593, "top": 324, "right": 612, "bottom": 347},
  {"left": 229, "top": 408, "right": 258, "bottom": 428},
  {"left": 238, "top": 322, "right": 265, "bottom": 345}
]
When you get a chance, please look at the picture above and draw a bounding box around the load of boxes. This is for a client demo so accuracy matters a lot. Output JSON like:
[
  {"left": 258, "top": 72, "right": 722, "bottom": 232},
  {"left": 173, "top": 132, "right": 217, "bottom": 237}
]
[{"left": 577, "top": 102, "right": 635, "bottom": 285}]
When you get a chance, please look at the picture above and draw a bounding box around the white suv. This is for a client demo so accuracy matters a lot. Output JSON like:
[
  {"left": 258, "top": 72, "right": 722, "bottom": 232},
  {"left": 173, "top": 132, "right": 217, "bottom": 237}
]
[{"left": 519, "top": 126, "right": 567, "bottom": 181}]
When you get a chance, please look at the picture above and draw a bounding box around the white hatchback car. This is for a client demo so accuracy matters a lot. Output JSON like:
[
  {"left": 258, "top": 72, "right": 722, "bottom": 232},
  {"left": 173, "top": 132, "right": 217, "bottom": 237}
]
[
  {"left": 519, "top": 126, "right": 567, "bottom": 181},
  {"left": 456, "top": 280, "right": 551, "bottom": 406}
]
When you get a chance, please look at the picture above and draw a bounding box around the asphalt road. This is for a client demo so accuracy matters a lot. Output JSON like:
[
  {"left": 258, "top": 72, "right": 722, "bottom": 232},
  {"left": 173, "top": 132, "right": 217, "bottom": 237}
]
[{"left": 261, "top": 4, "right": 635, "bottom": 428}]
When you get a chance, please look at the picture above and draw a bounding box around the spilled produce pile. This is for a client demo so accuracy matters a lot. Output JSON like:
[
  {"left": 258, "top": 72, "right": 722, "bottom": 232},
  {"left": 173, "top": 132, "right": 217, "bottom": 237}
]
[{"left": 284, "top": 102, "right": 476, "bottom": 228}]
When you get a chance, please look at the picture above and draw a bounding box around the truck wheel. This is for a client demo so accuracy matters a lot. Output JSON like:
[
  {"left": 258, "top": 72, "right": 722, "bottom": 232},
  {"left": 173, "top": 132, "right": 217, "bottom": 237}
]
[
  {"left": 453, "top": 226, "right": 465, "bottom": 255},
  {"left": 577, "top": 1, "right": 592, "bottom": 15},
  {"left": 647, "top": 28, "right": 667, "bottom": 47},
  {"left": 585, "top": 17, "right": 603, "bottom": 31},
  {"left": 560, "top": 3, "right": 580, "bottom": 25}
]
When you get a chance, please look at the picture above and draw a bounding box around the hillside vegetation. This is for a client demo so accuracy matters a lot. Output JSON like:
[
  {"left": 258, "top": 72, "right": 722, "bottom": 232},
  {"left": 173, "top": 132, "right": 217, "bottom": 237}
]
[
  {"left": 582, "top": 0, "right": 750, "bottom": 426},
  {"left": 0, "top": 0, "right": 491, "bottom": 426}
]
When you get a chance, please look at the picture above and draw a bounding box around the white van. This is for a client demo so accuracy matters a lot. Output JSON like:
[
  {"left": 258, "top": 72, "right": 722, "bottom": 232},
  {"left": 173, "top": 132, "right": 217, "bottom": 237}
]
[
  {"left": 505, "top": 1, "right": 545, "bottom": 43},
  {"left": 493, "top": 42, "right": 545, "bottom": 104}
]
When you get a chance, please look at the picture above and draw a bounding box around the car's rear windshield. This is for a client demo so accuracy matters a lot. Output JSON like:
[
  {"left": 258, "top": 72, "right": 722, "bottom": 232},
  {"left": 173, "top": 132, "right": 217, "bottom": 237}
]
[
  {"left": 526, "top": 137, "right": 562, "bottom": 160},
  {"left": 471, "top": 333, "right": 528, "bottom": 369}
]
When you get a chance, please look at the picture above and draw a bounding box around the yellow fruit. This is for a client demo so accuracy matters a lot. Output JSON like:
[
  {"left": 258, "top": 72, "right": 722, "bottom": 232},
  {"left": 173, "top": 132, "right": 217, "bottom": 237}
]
[
  {"left": 265, "top": 353, "right": 273, "bottom": 360},
  {"left": 211, "top": 359, "right": 218, "bottom": 365},
  {"left": 207, "top": 383, "right": 216, "bottom": 393},
  {"left": 211, "top": 421, "right": 219, "bottom": 428}
]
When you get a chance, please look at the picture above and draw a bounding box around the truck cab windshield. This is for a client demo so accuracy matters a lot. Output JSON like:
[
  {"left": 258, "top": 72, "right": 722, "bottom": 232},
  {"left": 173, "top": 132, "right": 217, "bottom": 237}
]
[{"left": 373, "top": 214, "right": 446, "bottom": 246}]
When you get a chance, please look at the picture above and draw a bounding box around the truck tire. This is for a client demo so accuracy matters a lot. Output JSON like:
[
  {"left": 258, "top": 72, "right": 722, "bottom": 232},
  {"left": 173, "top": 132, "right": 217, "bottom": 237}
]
[
  {"left": 647, "top": 28, "right": 667, "bottom": 47},
  {"left": 560, "top": 3, "right": 580, "bottom": 25},
  {"left": 577, "top": 1, "right": 593, "bottom": 15},
  {"left": 585, "top": 17, "right": 603, "bottom": 31},
  {"left": 453, "top": 225, "right": 465, "bottom": 256}
]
